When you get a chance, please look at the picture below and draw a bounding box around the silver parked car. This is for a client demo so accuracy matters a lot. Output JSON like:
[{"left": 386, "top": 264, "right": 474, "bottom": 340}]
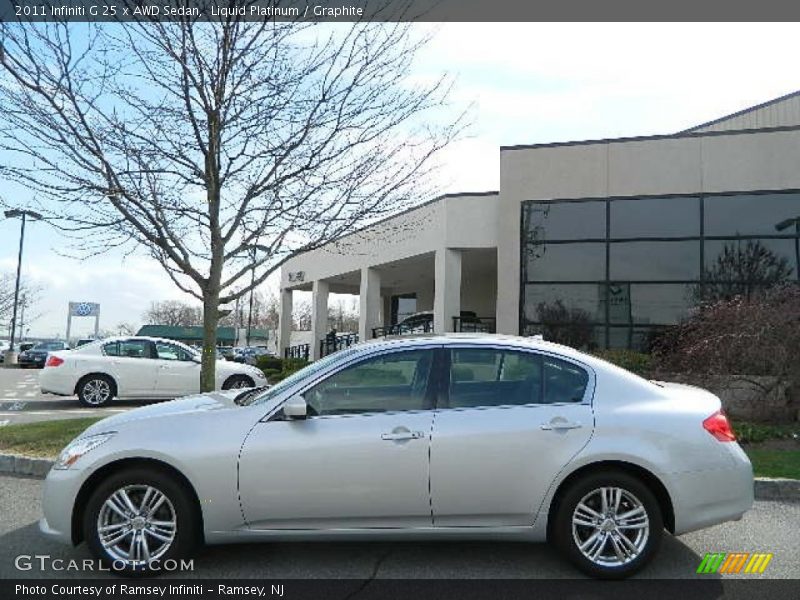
[{"left": 40, "top": 334, "right": 753, "bottom": 578}]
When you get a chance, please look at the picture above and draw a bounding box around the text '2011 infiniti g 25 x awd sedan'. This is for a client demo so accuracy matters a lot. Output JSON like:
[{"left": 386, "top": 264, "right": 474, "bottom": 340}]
[{"left": 40, "top": 334, "right": 753, "bottom": 579}]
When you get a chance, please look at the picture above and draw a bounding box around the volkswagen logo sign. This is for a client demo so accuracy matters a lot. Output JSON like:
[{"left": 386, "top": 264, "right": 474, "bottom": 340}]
[{"left": 76, "top": 302, "right": 93, "bottom": 317}]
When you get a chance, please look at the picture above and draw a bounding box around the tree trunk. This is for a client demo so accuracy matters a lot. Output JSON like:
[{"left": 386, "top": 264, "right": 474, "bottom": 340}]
[{"left": 200, "top": 287, "right": 220, "bottom": 392}]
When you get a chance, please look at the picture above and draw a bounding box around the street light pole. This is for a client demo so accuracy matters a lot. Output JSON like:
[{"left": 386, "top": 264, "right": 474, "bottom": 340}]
[{"left": 4, "top": 209, "right": 41, "bottom": 361}]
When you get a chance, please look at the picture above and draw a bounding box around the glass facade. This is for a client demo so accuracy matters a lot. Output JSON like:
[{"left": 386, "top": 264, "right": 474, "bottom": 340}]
[{"left": 521, "top": 192, "right": 800, "bottom": 350}]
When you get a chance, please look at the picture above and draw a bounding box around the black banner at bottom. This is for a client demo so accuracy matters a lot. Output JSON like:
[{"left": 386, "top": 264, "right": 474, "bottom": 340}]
[{"left": 3, "top": 579, "right": 800, "bottom": 600}]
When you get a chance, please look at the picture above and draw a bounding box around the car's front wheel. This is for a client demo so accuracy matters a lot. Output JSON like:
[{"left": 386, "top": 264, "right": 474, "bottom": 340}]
[
  {"left": 84, "top": 468, "right": 199, "bottom": 576},
  {"left": 552, "top": 470, "right": 663, "bottom": 579},
  {"left": 77, "top": 374, "right": 116, "bottom": 407}
]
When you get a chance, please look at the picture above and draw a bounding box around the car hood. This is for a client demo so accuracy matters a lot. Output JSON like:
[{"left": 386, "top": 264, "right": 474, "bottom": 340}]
[{"left": 83, "top": 390, "right": 244, "bottom": 434}]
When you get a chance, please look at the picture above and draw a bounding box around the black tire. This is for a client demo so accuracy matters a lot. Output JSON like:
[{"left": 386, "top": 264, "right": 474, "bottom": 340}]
[
  {"left": 552, "top": 470, "right": 663, "bottom": 579},
  {"left": 83, "top": 467, "right": 200, "bottom": 577},
  {"left": 222, "top": 374, "right": 254, "bottom": 390},
  {"left": 77, "top": 374, "right": 116, "bottom": 407}
]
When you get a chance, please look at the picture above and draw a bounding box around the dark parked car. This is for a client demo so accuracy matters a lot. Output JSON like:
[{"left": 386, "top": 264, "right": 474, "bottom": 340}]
[{"left": 18, "top": 340, "right": 70, "bottom": 368}]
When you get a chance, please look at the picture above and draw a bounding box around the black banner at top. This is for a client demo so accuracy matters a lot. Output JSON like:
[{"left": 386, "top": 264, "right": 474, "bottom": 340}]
[{"left": 3, "top": 0, "right": 800, "bottom": 23}]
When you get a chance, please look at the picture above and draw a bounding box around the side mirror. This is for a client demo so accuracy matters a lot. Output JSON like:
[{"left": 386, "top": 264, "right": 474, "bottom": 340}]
[{"left": 282, "top": 395, "right": 307, "bottom": 420}]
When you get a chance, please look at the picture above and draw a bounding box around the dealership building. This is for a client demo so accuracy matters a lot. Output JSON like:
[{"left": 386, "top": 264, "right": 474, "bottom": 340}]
[{"left": 279, "top": 92, "right": 800, "bottom": 360}]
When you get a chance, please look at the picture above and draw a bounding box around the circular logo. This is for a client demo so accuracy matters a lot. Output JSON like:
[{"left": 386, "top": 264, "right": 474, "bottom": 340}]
[{"left": 75, "top": 303, "right": 93, "bottom": 316}]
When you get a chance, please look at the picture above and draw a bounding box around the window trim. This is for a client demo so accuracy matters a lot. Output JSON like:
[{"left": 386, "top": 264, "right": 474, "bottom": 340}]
[{"left": 437, "top": 344, "right": 595, "bottom": 412}]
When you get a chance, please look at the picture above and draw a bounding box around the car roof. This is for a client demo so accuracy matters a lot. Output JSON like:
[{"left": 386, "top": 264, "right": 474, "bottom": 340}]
[{"left": 361, "top": 333, "right": 588, "bottom": 360}]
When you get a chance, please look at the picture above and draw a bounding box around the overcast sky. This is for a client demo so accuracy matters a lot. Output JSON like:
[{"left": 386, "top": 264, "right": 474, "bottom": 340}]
[{"left": 2, "top": 22, "right": 799, "bottom": 338}]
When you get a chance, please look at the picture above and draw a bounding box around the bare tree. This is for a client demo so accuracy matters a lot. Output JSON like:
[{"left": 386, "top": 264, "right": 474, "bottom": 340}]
[
  {"left": 0, "top": 272, "right": 40, "bottom": 336},
  {"left": 0, "top": 17, "right": 462, "bottom": 389},
  {"left": 143, "top": 300, "right": 203, "bottom": 327},
  {"left": 694, "top": 239, "right": 792, "bottom": 303}
]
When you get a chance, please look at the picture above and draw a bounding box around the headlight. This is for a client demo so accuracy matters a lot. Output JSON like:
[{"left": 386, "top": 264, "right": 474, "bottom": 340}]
[{"left": 54, "top": 432, "right": 115, "bottom": 470}]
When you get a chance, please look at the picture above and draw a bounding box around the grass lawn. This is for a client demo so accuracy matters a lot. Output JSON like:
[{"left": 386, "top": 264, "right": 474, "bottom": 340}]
[
  {"left": 0, "top": 418, "right": 104, "bottom": 458},
  {"left": 745, "top": 449, "right": 800, "bottom": 480}
]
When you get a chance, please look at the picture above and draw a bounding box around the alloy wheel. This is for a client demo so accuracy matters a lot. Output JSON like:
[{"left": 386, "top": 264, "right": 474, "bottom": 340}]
[
  {"left": 571, "top": 486, "right": 650, "bottom": 567},
  {"left": 83, "top": 379, "right": 111, "bottom": 405},
  {"left": 97, "top": 484, "right": 177, "bottom": 568}
]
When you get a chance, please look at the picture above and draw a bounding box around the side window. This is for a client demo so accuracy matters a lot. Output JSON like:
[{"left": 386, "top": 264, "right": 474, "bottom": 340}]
[
  {"left": 448, "top": 349, "right": 543, "bottom": 408},
  {"left": 155, "top": 342, "right": 191, "bottom": 361},
  {"left": 103, "top": 342, "right": 119, "bottom": 356},
  {"left": 543, "top": 357, "right": 589, "bottom": 404},
  {"left": 116, "top": 340, "right": 150, "bottom": 359},
  {"left": 303, "top": 349, "right": 434, "bottom": 417}
]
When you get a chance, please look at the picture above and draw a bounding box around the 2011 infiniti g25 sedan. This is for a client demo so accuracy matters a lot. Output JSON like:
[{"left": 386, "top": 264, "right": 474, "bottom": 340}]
[{"left": 40, "top": 334, "right": 753, "bottom": 578}]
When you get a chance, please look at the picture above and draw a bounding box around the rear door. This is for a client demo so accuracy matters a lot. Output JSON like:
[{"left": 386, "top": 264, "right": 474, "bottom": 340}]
[
  {"left": 101, "top": 339, "right": 157, "bottom": 397},
  {"left": 430, "top": 346, "right": 594, "bottom": 527}
]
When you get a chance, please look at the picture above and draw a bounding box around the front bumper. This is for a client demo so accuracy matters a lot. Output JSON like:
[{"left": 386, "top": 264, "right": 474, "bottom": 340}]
[{"left": 39, "top": 466, "right": 88, "bottom": 546}]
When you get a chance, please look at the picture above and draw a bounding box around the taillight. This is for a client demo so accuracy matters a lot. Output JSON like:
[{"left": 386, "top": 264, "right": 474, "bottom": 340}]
[
  {"left": 45, "top": 355, "right": 64, "bottom": 368},
  {"left": 703, "top": 410, "right": 736, "bottom": 442}
]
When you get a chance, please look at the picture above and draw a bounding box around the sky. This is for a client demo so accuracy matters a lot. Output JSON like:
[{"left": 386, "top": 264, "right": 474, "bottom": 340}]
[{"left": 2, "top": 22, "right": 799, "bottom": 338}]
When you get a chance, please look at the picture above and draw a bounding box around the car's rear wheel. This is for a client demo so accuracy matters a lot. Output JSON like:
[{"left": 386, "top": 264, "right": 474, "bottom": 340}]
[
  {"left": 77, "top": 375, "right": 116, "bottom": 407},
  {"left": 222, "top": 374, "right": 254, "bottom": 390},
  {"left": 83, "top": 468, "right": 199, "bottom": 576},
  {"left": 552, "top": 470, "right": 663, "bottom": 579}
]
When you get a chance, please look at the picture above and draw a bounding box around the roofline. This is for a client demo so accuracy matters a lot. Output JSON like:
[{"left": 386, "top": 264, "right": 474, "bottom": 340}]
[
  {"left": 678, "top": 89, "right": 800, "bottom": 134},
  {"left": 286, "top": 190, "right": 499, "bottom": 261},
  {"left": 500, "top": 123, "right": 800, "bottom": 152}
]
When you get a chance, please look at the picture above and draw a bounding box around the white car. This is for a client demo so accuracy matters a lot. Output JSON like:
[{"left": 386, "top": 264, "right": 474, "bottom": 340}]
[{"left": 39, "top": 336, "right": 267, "bottom": 407}]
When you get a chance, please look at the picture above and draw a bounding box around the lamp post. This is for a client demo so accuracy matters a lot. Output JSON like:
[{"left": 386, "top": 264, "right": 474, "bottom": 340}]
[
  {"left": 775, "top": 217, "right": 800, "bottom": 282},
  {"left": 3, "top": 209, "right": 42, "bottom": 364},
  {"left": 244, "top": 243, "right": 270, "bottom": 347}
]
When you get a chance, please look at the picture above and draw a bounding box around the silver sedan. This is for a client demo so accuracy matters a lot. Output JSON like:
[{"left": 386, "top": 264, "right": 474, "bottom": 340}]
[{"left": 40, "top": 334, "right": 753, "bottom": 578}]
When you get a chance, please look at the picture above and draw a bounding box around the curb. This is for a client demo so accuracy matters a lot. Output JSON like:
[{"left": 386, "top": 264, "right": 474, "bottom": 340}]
[
  {"left": 0, "top": 453, "right": 55, "bottom": 478},
  {"left": 0, "top": 452, "right": 798, "bottom": 502}
]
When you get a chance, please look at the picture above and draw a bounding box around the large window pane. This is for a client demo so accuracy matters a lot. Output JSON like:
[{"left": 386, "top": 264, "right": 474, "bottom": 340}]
[
  {"left": 608, "top": 326, "right": 667, "bottom": 352},
  {"left": 609, "top": 241, "right": 700, "bottom": 281},
  {"left": 448, "top": 349, "right": 543, "bottom": 408},
  {"left": 704, "top": 238, "right": 798, "bottom": 282},
  {"left": 705, "top": 193, "right": 800, "bottom": 237},
  {"left": 607, "top": 283, "right": 696, "bottom": 325},
  {"left": 522, "top": 200, "right": 606, "bottom": 241},
  {"left": 523, "top": 284, "right": 605, "bottom": 323},
  {"left": 610, "top": 196, "right": 699, "bottom": 238},
  {"left": 305, "top": 350, "right": 433, "bottom": 416},
  {"left": 524, "top": 242, "right": 606, "bottom": 281}
]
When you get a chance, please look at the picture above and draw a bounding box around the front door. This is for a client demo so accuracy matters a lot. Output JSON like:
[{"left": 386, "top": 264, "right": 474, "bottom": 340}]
[
  {"left": 239, "top": 347, "right": 437, "bottom": 530},
  {"left": 430, "top": 347, "right": 594, "bottom": 527},
  {"left": 102, "top": 339, "right": 156, "bottom": 397}
]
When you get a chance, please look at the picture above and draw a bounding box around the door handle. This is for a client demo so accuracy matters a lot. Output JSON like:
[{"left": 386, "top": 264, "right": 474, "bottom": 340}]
[
  {"left": 381, "top": 430, "right": 424, "bottom": 441},
  {"left": 541, "top": 421, "right": 583, "bottom": 431}
]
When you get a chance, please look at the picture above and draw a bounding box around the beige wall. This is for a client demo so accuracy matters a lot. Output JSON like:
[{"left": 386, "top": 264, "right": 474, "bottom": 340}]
[
  {"left": 497, "top": 128, "right": 800, "bottom": 335},
  {"left": 689, "top": 93, "right": 800, "bottom": 133},
  {"left": 281, "top": 192, "right": 498, "bottom": 290}
]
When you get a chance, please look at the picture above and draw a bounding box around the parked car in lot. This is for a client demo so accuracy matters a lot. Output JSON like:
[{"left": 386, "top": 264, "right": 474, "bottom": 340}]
[
  {"left": 40, "top": 334, "right": 752, "bottom": 577},
  {"left": 0, "top": 339, "right": 9, "bottom": 362},
  {"left": 18, "top": 340, "right": 70, "bottom": 368},
  {"left": 39, "top": 336, "right": 267, "bottom": 407},
  {"left": 74, "top": 338, "right": 100, "bottom": 348}
]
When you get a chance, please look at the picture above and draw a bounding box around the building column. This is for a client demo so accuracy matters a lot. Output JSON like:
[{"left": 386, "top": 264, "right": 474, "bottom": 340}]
[
  {"left": 434, "top": 248, "right": 462, "bottom": 333},
  {"left": 310, "top": 280, "right": 329, "bottom": 360},
  {"left": 278, "top": 288, "right": 293, "bottom": 358},
  {"left": 359, "top": 267, "right": 381, "bottom": 341}
]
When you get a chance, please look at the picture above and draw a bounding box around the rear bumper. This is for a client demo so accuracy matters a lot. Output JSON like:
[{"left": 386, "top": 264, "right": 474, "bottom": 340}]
[{"left": 669, "top": 445, "right": 754, "bottom": 535}]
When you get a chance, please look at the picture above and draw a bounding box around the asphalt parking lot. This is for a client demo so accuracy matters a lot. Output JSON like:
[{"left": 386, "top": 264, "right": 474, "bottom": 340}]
[
  {"left": 0, "top": 474, "right": 797, "bottom": 580},
  {"left": 0, "top": 367, "right": 151, "bottom": 425}
]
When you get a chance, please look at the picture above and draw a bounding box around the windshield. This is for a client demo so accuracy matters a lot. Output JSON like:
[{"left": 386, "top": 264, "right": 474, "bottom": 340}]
[
  {"left": 242, "top": 347, "right": 362, "bottom": 407},
  {"left": 33, "top": 342, "right": 64, "bottom": 350}
]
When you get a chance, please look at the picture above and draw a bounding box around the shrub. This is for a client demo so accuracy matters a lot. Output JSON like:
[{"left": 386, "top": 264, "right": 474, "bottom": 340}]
[
  {"left": 257, "top": 357, "right": 310, "bottom": 383},
  {"left": 593, "top": 349, "right": 653, "bottom": 377},
  {"left": 732, "top": 421, "right": 800, "bottom": 444},
  {"left": 652, "top": 284, "right": 800, "bottom": 392}
]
